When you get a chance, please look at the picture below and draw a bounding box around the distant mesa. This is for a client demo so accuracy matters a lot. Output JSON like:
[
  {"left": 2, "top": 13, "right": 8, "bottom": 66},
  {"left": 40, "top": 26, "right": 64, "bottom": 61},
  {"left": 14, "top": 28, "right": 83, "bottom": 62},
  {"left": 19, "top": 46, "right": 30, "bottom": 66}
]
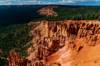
[{"left": 38, "top": 6, "right": 58, "bottom": 17}]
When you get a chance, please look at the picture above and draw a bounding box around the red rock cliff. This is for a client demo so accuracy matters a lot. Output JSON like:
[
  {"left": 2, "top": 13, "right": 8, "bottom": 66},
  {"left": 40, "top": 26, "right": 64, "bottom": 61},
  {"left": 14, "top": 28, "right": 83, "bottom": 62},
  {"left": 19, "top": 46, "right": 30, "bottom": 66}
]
[
  {"left": 27, "top": 20, "right": 100, "bottom": 66},
  {"left": 8, "top": 20, "right": 100, "bottom": 66}
]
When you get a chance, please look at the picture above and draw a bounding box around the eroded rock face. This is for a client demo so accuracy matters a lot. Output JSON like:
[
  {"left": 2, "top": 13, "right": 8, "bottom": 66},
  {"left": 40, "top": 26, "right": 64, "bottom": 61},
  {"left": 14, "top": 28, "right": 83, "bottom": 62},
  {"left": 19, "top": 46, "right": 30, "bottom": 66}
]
[
  {"left": 27, "top": 20, "right": 100, "bottom": 66},
  {"left": 8, "top": 20, "right": 100, "bottom": 66},
  {"left": 27, "top": 21, "right": 68, "bottom": 66},
  {"left": 8, "top": 50, "right": 22, "bottom": 66},
  {"left": 8, "top": 50, "right": 31, "bottom": 66}
]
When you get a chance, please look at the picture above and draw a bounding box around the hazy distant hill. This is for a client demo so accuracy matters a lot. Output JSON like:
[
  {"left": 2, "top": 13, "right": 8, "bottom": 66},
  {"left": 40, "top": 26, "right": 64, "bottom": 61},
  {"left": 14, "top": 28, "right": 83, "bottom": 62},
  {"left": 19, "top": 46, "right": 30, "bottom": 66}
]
[{"left": 0, "top": 5, "right": 100, "bottom": 25}]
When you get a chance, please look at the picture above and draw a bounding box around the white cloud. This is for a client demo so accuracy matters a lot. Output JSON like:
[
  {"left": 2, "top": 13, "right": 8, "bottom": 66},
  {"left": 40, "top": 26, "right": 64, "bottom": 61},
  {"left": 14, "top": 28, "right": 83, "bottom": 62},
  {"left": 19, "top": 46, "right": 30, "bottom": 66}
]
[
  {"left": 0, "top": 0, "right": 99, "bottom": 5},
  {"left": 61, "top": 0, "right": 76, "bottom": 3}
]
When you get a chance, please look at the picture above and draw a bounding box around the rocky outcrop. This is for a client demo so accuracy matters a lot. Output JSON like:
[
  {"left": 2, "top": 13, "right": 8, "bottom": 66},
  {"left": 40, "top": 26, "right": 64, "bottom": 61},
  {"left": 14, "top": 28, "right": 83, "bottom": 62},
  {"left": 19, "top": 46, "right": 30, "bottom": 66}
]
[
  {"left": 7, "top": 20, "right": 100, "bottom": 66},
  {"left": 27, "top": 21, "right": 67, "bottom": 66},
  {"left": 7, "top": 50, "right": 31, "bottom": 66},
  {"left": 27, "top": 20, "right": 100, "bottom": 66}
]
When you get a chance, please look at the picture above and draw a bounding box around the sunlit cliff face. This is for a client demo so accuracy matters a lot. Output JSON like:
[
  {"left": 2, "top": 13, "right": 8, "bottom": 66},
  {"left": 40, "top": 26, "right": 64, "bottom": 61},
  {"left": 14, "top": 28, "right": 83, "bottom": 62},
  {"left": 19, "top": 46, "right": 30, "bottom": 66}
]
[{"left": 27, "top": 20, "right": 100, "bottom": 66}]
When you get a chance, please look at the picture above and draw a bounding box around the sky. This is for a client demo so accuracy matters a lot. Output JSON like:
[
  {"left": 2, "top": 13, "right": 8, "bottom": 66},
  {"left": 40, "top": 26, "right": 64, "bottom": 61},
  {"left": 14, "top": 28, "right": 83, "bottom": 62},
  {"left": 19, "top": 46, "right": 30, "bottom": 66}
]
[{"left": 0, "top": 0, "right": 100, "bottom": 5}]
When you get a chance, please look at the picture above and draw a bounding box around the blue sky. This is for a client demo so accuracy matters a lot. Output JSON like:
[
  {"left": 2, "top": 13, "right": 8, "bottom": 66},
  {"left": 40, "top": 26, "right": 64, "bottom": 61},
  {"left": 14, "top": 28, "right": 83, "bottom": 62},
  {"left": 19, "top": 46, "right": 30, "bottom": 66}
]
[{"left": 0, "top": 0, "right": 100, "bottom": 5}]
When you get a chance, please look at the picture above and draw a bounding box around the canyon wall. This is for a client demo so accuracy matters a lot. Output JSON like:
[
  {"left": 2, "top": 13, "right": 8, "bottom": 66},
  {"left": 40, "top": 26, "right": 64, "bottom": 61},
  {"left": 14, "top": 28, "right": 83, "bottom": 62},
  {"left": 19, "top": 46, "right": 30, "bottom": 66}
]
[
  {"left": 27, "top": 20, "right": 100, "bottom": 66},
  {"left": 8, "top": 20, "right": 100, "bottom": 66}
]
